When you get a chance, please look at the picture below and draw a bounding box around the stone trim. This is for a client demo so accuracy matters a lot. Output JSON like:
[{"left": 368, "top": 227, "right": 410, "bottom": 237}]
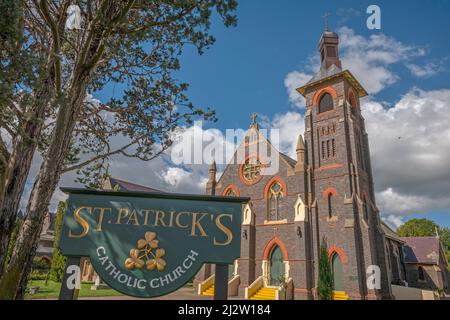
[
  {"left": 222, "top": 184, "right": 240, "bottom": 196},
  {"left": 262, "top": 237, "right": 290, "bottom": 261},
  {"left": 328, "top": 245, "right": 348, "bottom": 265},
  {"left": 313, "top": 86, "right": 339, "bottom": 107},
  {"left": 322, "top": 186, "right": 338, "bottom": 199},
  {"left": 262, "top": 176, "right": 288, "bottom": 199}
]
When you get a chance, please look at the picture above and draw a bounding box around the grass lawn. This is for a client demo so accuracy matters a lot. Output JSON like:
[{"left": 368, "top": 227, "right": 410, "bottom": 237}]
[
  {"left": 25, "top": 280, "right": 194, "bottom": 299},
  {"left": 25, "top": 280, "right": 123, "bottom": 299}
]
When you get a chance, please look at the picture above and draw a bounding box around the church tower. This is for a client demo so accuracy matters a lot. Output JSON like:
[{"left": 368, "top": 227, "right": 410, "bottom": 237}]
[{"left": 297, "top": 29, "right": 393, "bottom": 300}]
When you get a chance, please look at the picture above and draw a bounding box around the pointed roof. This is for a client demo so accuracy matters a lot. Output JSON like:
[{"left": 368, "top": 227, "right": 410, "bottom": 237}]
[
  {"left": 107, "top": 177, "right": 164, "bottom": 193},
  {"left": 297, "top": 27, "right": 368, "bottom": 98},
  {"left": 296, "top": 134, "right": 305, "bottom": 151},
  {"left": 297, "top": 68, "right": 368, "bottom": 98},
  {"left": 401, "top": 236, "right": 446, "bottom": 265},
  {"left": 215, "top": 127, "right": 298, "bottom": 185},
  {"left": 209, "top": 160, "right": 217, "bottom": 172},
  {"left": 280, "top": 152, "right": 297, "bottom": 167},
  {"left": 306, "top": 64, "right": 342, "bottom": 86}
]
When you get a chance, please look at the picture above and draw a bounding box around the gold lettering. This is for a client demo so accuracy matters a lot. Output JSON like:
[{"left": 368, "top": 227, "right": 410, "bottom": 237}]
[
  {"left": 168, "top": 210, "right": 175, "bottom": 227},
  {"left": 143, "top": 209, "right": 154, "bottom": 225},
  {"left": 214, "top": 214, "right": 233, "bottom": 246},
  {"left": 176, "top": 211, "right": 190, "bottom": 228},
  {"left": 93, "top": 207, "right": 111, "bottom": 231},
  {"left": 68, "top": 206, "right": 92, "bottom": 238},
  {"left": 116, "top": 208, "right": 129, "bottom": 224},
  {"left": 190, "top": 213, "right": 208, "bottom": 237},
  {"left": 154, "top": 210, "right": 168, "bottom": 227},
  {"left": 126, "top": 209, "right": 140, "bottom": 226}
]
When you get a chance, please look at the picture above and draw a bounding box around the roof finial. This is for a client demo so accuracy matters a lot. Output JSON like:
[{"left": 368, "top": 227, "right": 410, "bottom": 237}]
[
  {"left": 251, "top": 112, "right": 258, "bottom": 126},
  {"left": 323, "top": 12, "right": 331, "bottom": 32}
]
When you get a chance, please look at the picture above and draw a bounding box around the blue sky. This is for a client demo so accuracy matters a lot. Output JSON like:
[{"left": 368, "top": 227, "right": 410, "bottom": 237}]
[
  {"left": 171, "top": 0, "right": 450, "bottom": 130},
  {"left": 54, "top": 1, "right": 450, "bottom": 229}
]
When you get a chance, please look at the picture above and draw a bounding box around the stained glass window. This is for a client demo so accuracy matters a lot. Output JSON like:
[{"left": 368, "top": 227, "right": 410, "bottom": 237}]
[
  {"left": 242, "top": 157, "right": 261, "bottom": 181},
  {"left": 268, "top": 182, "right": 284, "bottom": 221}
]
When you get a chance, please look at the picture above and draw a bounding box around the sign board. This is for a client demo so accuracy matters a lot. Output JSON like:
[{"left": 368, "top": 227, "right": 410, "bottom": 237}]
[{"left": 59, "top": 188, "right": 248, "bottom": 298}]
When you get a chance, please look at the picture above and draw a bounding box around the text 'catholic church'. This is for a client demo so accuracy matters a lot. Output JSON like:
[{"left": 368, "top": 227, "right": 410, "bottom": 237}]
[{"left": 194, "top": 28, "right": 397, "bottom": 300}]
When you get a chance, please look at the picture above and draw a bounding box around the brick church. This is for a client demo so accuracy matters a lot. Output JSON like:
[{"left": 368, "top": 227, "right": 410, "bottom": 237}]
[
  {"left": 76, "top": 27, "right": 448, "bottom": 300},
  {"left": 194, "top": 28, "right": 396, "bottom": 300}
]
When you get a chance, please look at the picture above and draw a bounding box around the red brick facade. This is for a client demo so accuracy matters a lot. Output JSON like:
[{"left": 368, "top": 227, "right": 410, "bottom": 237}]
[{"left": 194, "top": 29, "right": 394, "bottom": 300}]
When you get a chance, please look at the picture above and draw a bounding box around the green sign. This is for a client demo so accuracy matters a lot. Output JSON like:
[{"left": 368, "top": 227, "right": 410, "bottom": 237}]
[{"left": 59, "top": 188, "right": 248, "bottom": 298}]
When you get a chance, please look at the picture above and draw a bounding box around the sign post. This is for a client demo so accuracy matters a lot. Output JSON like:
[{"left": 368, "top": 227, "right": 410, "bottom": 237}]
[
  {"left": 58, "top": 256, "right": 81, "bottom": 300},
  {"left": 214, "top": 264, "right": 229, "bottom": 300},
  {"left": 58, "top": 188, "right": 249, "bottom": 300}
]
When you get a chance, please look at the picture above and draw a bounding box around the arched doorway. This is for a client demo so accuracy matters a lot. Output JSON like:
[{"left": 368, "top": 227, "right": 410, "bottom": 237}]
[
  {"left": 269, "top": 246, "right": 285, "bottom": 286},
  {"left": 332, "top": 253, "right": 344, "bottom": 291}
]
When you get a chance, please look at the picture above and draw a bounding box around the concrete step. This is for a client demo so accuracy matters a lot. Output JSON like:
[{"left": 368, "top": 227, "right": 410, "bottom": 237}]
[
  {"left": 201, "top": 284, "right": 215, "bottom": 296},
  {"left": 250, "top": 287, "right": 277, "bottom": 300},
  {"left": 332, "top": 291, "right": 349, "bottom": 300}
]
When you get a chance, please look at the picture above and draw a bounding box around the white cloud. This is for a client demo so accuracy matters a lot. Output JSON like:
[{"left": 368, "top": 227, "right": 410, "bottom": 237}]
[
  {"left": 363, "top": 88, "right": 450, "bottom": 216},
  {"left": 270, "top": 111, "right": 305, "bottom": 158},
  {"left": 338, "top": 27, "right": 425, "bottom": 94},
  {"left": 382, "top": 214, "right": 405, "bottom": 230},
  {"left": 406, "top": 63, "right": 443, "bottom": 78},
  {"left": 160, "top": 167, "right": 192, "bottom": 188},
  {"left": 284, "top": 71, "right": 311, "bottom": 108},
  {"left": 284, "top": 27, "right": 426, "bottom": 99}
]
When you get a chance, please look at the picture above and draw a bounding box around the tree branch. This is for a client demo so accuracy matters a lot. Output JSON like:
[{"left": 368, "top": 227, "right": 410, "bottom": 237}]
[
  {"left": 61, "top": 136, "right": 143, "bottom": 173},
  {"left": 39, "top": 0, "right": 62, "bottom": 95}
]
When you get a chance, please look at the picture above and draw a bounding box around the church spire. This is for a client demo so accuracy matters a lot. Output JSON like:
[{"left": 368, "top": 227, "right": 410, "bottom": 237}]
[
  {"left": 206, "top": 160, "right": 217, "bottom": 195},
  {"left": 318, "top": 14, "right": 342, "bottom": 71},
  {"left": 294, "top": 134, "right": 305, "bottom": 172}
]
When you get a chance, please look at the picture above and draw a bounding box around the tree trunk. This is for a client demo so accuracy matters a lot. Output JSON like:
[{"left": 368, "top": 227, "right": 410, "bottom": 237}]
[
  {"left": 0, "top": 64, "right": 54, "bottom": 276},
  {"left": 0, "top": 73, "right": 90, "bottom": 299},
  {"left": 0, "top": 3, "right": 119, "bottom": 298}
]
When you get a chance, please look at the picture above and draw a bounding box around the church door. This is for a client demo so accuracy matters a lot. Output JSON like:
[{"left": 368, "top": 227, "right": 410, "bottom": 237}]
[
  {"left": 332, "top": 253, "right": 344, "bottom": 291},
  {"left": 269, "top": 246, "right": 285, "bottom": 286}
]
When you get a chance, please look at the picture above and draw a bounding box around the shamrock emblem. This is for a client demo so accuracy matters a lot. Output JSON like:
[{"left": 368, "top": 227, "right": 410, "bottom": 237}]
[{"left": 125, "top": 231, "right": 167, "bottom": 272}]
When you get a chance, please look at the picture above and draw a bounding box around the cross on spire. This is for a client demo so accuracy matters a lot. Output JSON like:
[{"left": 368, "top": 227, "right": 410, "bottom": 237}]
[
  {"left": 323, "top": 12, "right": 331, "bottom": 32},
  {"left": 251, "top": 113, "right": 258, "bottom": 126}
]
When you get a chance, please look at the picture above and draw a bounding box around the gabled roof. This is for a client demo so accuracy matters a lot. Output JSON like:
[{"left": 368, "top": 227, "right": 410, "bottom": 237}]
[
  {"left": 401, "top": 237, "right": 445, "bottom": 265},
  {"left": 108, "top": 177, "right": 164, "bottom": 193},
  {"left": 280, "top": 152, "right": 297, "bottom": 167},
  {"left": 381, "top": 221, "right": 405, "bottom": 244},
  {"left": 216, "top": 128, "right": 299, "bottom": 185}
]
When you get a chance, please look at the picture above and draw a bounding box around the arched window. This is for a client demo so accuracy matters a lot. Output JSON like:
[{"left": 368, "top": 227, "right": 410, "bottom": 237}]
[
  {"left": 418, "top": 266, "right": 425, "bottom": 281},
  {"left": 328, "top": 193, "right": 334, "bottom": 218},
  {"left": 319, "top": 93, "right": 334, "bottom": 113},
  {"left": 225, "top": 189, "right": 236, "bottom": 197},
  {"left": 268, "top": 182, "right": 283, "bottom": 221}
]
